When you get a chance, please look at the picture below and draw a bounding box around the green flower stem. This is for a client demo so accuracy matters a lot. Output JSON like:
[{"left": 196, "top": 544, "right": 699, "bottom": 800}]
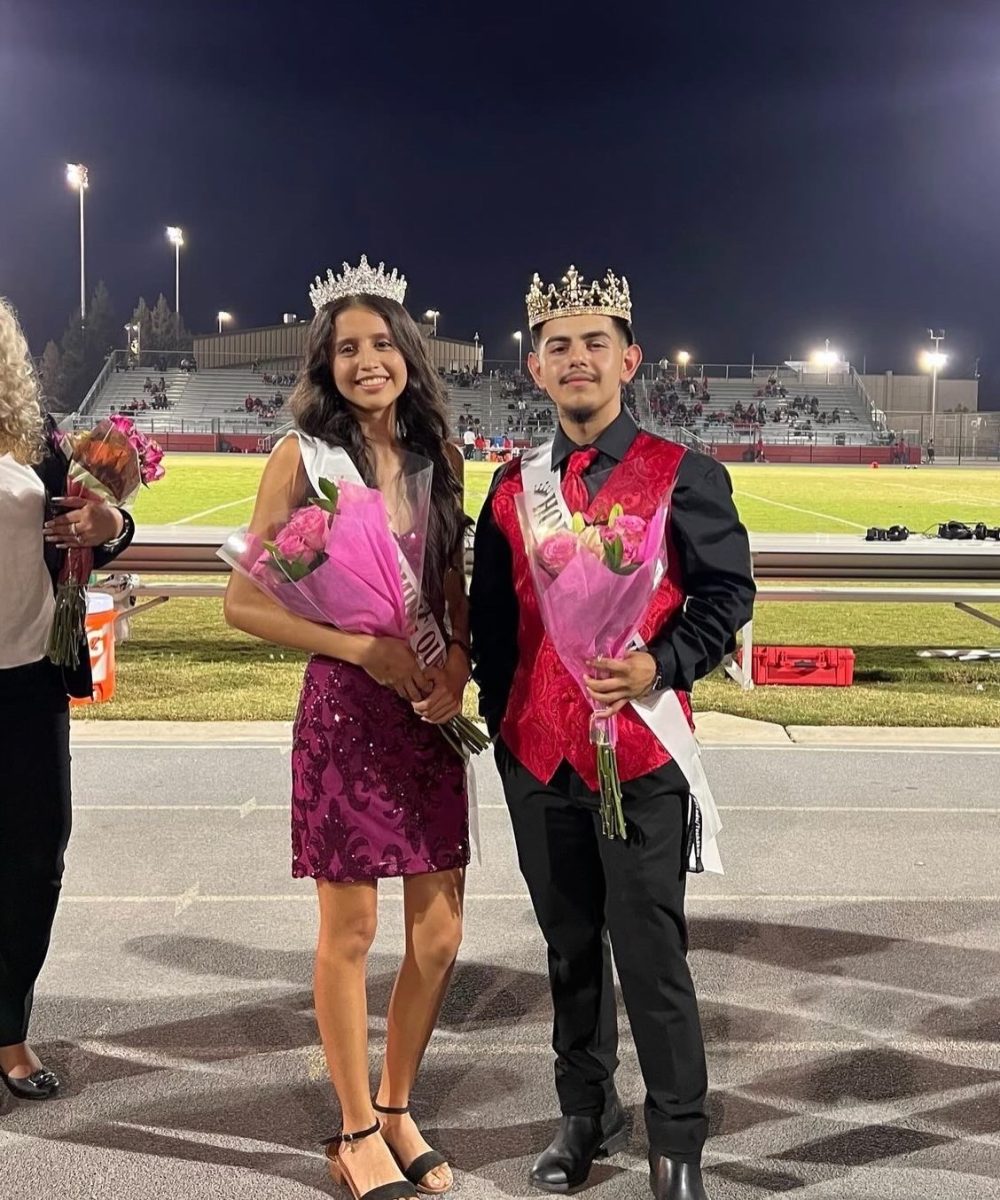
[
  {"left": 47, "top": 580, "right": 87, "bottom": 669},
  {"left": 596, "top": 743, "right": 627, "bottom": 840}
]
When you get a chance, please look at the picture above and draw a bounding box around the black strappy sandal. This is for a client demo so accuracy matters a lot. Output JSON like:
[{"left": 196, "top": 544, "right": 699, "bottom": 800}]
[
  {"left": 323, "top": 1119, "right": 419, "bottom": 1200},
  {"left": 372, "top": 1101, "right": 452, "bottom": 1195}
]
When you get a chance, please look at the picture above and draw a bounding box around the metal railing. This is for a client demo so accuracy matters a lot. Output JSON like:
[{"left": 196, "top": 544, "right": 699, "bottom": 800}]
[{"left": 76, "top": 351, "right": 119, "bottom": 420}]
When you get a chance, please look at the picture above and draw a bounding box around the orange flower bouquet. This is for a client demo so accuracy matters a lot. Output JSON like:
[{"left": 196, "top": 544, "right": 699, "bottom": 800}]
[{"left": 48, "top": 416, "right": 164, "bottom": 667}]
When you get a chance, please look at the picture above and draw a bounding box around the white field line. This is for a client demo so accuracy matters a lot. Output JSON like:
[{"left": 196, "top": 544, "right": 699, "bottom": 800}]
[
  {"left": 733, "top": 489, "right": 868, "bottom": 529},
  {"left": 871, "top": 476, "right": 1000, "bottom": 509},
  {"left": 173, "top": 493, "right": 258, "bottom": 525}
]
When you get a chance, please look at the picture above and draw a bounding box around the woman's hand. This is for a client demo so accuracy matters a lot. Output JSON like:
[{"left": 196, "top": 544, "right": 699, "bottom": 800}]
[
  {"left": 360, "top": 637, "right": 431, "bottom": 702},
  {"left": 44, "top": 496, "right": 124, "bottom": 550},
  {"left": 413, "top": 645, "right": 469, "bottom": 725}
]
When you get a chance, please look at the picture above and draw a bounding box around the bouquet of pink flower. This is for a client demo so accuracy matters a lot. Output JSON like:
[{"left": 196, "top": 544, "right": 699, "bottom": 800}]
[
  {"left": 518, "top": 499, "right": 670, "bottom": 838},
  {"left": 107, "top": 414, "right": 166, "bottom": 483},
  {"left": 220, "top": 472, "right": 489, "bottom": 758},
  {"left": 48, "top": 415, "right": 166, "bottom": 667}
]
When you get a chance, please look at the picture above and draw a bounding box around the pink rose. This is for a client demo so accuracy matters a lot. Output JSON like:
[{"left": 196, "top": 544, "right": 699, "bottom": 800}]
[
  {"left": 537, "top": 530, "right": 578, "bottom": 576},
  {"left": 139, "top": 439, "right": 165, "bottom": 484},
  {"left": 610, "top": 514, "right": 647, "bottom": 538},
  {"left": 608, "top": 513, "right": 647, "bottom": 564},
  {"left": 108, "top": 414, "right": 136, "bottom": 438},
  {"left": 290, "top": 503, "right": 329, "bottom": 553},
  {"left": 272, "top": 529, "right": 310, "bottom": 561}
]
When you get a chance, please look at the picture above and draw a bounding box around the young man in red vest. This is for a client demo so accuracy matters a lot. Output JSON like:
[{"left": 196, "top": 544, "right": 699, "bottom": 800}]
[{"left": 470, "top": 266, "right": 755, "bottom": 1200}]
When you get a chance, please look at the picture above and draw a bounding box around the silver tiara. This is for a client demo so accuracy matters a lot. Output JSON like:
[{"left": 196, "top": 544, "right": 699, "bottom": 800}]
[{"left": 309, "top": 255, "right": 408, "bottom": 312}]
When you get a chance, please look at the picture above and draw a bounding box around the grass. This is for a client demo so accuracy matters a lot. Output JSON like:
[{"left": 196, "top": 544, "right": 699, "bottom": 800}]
[
  {"left": 75, "top": 456, "right": 1000, "bottom": 727},
  {"left": 133, "top": 458, "right": 1000, "bottom": 534}
]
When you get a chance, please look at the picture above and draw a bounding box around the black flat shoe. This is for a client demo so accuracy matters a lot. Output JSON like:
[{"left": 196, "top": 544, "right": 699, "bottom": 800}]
[
  {"left": 648, "top": 1154, "right": 709, "bottom": 1200},
  {"left": 0, "top": 1065, "right": 61, "bottom": 1101},
  {"left": 529, "top": 1097, "right": 628, "bottom": 1193}
]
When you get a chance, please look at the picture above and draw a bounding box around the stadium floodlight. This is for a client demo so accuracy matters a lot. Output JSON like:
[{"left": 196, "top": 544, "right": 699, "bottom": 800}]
[
  {"left": 424, "top": 309, "right": 440, "bottom": 336},
  {"left": 920, "top": 330, "right": 946, "bottom": 440},
  {"left": 66, "top": 164, "right": 89, "bottom": 321},
  {"left": 811, "top": 338, "right": 839, "bottom": 383},
  {"left": 513, "top": 330, "right": 523, "bottom": 372},
  {"left": 676, "top": 350, "right": 691, "bottom": 378},
  {"left": 166, "top": 227, "right": 184, "bottom": 317},
  {"left": 217, "top": 311, "right": 232, "bottom": 334}
]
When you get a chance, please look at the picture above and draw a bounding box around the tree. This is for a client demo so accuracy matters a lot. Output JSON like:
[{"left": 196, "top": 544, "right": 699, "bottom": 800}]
[
  {"left": 38, "top": 340, "right": 63, "bottom": 407},
  {"left": 83, "top": 280, "right": 117, "bottom": 384},
  {"left": 56, "top": 310, "right": 88, "bottom": 410},
  {"left": 149, "top": 293, "right": 174, "bottom": 357}
]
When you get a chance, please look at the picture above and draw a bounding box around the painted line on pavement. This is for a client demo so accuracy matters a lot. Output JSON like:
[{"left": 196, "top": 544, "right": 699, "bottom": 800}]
[
  {"left": 57, "top": 893, "right": 1000, "bottom": 904},
  {"left": 69, "top": 803, "right": 1000, "bottom": 814},
  {"left": 70, "top": 742, "right": 1000, "bottom": 754}
]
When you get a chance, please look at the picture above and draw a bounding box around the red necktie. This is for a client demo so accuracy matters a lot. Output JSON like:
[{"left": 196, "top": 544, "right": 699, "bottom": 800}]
[{"left": 562, "top": 447, "right": 598, "bottom": 515}]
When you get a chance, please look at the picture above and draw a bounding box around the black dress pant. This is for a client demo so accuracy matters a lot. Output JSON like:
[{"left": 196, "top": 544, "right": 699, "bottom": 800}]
[
  {"left": 0, "top": 659, "right": 72, "bottom": 1047},
  {"left": 497, "top": 738, "right": 708, "bottom": 1161}
]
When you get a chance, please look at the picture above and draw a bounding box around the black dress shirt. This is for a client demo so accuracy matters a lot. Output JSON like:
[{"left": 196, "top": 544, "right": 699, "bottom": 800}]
[{"left": 470, "top": 407, "right": 756, "bottom": 736}]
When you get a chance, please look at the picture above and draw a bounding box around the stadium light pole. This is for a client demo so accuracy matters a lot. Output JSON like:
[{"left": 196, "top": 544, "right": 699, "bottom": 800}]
[
  {"left": 217, "top": 311, "right": 232, "bottom": 334},
  {"left": 66, "top": 164, "right": 89, "bottom": 321},
  {"left": 811, "top": 339, "right": 838, "bottom": 385},
  {"left": 513, "top": 330, "right": 523, "bottom": 373},
  {"left": 424, "top": 309, "right": 440, "bottom": 336},
  {"left": 676, "top": 350, "right": 690, "bottom": 380},
  {"left": 166, "top": 226, "right": 184, "bottom": 317},
  {"left": 921, "top": 330, "right": 946, "bottom": 446},
  {"left": 124, "top": 321, "right": 140, "bottom": 363}
]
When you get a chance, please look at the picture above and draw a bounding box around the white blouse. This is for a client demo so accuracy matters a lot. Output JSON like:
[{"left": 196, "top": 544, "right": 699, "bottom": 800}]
[{"left": 0, "top": 453, "right": 55, "bottom": 669}]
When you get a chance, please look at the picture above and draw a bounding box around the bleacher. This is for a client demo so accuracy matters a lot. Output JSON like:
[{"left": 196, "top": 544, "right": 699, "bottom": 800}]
[
  {"left": 83, "top": 360, "right": 877, "bottom": 449},
  {"left": 85, "top": 366, "right": 296, "bottom": 433},
  {"left": 639, "top": 375, "right": 876, "bottom": 445}
]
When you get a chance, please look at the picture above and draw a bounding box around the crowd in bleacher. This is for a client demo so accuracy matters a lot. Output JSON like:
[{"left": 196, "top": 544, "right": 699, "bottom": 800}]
[
  {"left": 249, "top": 362, "right": 296, "bottom": 387},
  {"left": 243, "top": 392, "right": 286, "bottom": 424},
  {"left": 112, "top": 375, "right": 173, "bottom": 415},
  {"left": 646, "top": 372, "right": 846, "bottom": 437},
  {"left": 649, "top": 377, "right": 707, "bottom": 424},
  {"left": 442, "top": 366, "right": 482, "bottom": 389}
]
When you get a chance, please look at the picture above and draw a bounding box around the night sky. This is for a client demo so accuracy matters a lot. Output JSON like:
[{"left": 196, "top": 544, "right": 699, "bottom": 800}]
[{"left": 3, "top": 0, "right": 999, "bottom": 403}]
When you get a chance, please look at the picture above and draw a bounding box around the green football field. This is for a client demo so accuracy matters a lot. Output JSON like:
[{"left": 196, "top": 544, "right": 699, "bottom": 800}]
[
  {"left": 83, "top": 453, "right": 1000, "bottom": 727},
  {"left": 131, "top": 454, "right": 1000, "bottom": 533}
]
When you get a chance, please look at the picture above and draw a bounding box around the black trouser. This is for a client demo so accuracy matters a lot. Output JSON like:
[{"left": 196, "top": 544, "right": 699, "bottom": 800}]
[
  {"left": 497, "top": 738, "right": 708, "bottom": 1161},
  {"left": 0, "top": 660, "right": 72, "bottom": 1047}
]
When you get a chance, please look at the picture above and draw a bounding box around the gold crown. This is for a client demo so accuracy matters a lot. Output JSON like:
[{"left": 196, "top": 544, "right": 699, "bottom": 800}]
[{"left": 525, "top": 264, "right": 632, "bottom": 330}]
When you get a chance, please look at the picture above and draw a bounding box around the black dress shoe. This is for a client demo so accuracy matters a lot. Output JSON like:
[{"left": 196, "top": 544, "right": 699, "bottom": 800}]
[
  {"left": 530, "top": 1098, "right": 628, "bottom": 1193},
  {"left": 648, "top": 1154, "right": 708, "bottom": 1200},
  {"left": 0, "top": 1066, "right": 61, "bottom": 1101}
]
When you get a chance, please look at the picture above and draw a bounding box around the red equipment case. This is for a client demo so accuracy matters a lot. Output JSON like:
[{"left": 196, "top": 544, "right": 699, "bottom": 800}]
[{"left": 741, "top": 646, "right": 855, "bottom": 687}]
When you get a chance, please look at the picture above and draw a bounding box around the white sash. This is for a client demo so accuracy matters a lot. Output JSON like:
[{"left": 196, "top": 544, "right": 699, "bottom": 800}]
[
  {"left": 286, "top": 431, "right": 481, "bottom": 861},
  {"left": 519, "top": 440, "right": 723, "bottom": 874}
]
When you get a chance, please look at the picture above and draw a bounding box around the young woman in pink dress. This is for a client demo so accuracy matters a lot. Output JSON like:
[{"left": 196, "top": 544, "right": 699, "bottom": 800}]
[{"left": 225, "top": 260, "right": 470, "bottom": 1200}]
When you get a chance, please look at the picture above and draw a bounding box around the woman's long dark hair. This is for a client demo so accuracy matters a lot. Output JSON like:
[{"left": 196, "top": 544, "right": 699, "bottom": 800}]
[{"left": 290, "top": 294, "right": 468, "bottom": 618}]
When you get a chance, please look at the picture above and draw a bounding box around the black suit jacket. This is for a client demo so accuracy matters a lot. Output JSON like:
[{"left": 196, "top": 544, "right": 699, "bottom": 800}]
[{"left": 32, "top": 426, "right": 136, "bottom": 698}]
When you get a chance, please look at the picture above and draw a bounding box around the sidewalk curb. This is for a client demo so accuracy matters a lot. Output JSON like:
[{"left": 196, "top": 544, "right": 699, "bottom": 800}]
[{"left": 70, "top": 715, "right": 1000, "bottom": 749}]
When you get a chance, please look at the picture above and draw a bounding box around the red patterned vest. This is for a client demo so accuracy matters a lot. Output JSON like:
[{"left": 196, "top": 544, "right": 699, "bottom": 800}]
[{"left": 491, "top": 431, "right": 693, "bottom": 789}]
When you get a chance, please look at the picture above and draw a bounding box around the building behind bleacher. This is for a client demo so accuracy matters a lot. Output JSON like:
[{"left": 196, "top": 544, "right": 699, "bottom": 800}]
[{"left": 192, "top": 318, "right": 481, "bottom": 374}]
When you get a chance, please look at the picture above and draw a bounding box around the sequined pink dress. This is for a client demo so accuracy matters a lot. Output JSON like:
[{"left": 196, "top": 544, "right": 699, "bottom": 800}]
[{"left": 290, "top": 656, "right": 469, "bottom": 882}]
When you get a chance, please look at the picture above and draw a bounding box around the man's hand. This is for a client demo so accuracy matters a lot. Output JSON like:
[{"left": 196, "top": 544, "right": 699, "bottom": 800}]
[{"left": 584, "top": 652, "right": 659, "bottom": 717}]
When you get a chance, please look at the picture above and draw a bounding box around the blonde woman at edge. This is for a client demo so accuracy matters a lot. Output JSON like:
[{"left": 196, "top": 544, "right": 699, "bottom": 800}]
[{"left": 0, "top": 298, "right": 134, "bottom": 1101}]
